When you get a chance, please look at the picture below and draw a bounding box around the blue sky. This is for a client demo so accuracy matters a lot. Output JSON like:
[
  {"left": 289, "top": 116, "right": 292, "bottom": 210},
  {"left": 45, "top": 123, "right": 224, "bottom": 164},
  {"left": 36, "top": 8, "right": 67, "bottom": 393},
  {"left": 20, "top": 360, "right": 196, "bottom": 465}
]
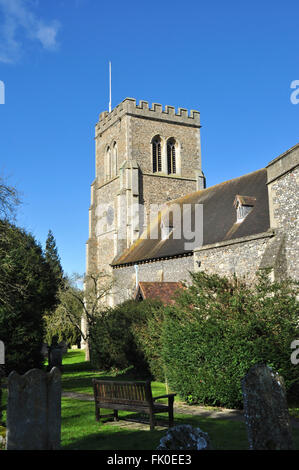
[{"left": 0, "top": 0, "right": 298, "bottom": 277}]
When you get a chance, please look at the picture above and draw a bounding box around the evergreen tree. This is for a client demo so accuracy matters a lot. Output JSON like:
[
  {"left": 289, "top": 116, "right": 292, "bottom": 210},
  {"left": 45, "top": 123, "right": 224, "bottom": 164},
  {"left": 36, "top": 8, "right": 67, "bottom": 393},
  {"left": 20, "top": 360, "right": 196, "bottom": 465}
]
[
  {"left": 0, "top": 221, "right": 59, "bottom": 374},
  {"left": 45, "top": 229, "right": 64, "bottom": 288}
]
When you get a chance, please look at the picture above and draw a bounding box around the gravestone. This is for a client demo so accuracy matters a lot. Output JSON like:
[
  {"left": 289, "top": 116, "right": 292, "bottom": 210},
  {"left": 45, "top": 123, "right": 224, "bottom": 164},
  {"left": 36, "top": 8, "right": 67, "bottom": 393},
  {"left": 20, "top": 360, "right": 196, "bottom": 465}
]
[
  {"left": 241, "top": 363, "right": 293, "bottom": 450},
  {"left": 58, "top": 341, "right": 68, "bottom": 356},
  {"left": 157, "top": 424, "right": 211, "bottom": 450},
  {"left": 48, "top": 347, "right": 62, "bottom": 370},
  {"left": 43, "top": 341, "right": 67, "bottom": 371},
  {"left": 47, "top": 337, "right": 64, "bottom": 371},
  {"left": 41, "top": 343, "right": 49, "bottom": 359},
  {"left": 6, "top": 367, "right": 61, "bottom": 450}
]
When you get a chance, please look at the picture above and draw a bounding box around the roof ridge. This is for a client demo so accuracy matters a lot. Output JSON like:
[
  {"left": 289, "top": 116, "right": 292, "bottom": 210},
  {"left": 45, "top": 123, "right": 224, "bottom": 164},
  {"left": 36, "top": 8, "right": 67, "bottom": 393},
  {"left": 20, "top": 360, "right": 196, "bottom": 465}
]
[{"left": 165, "top": 168, "right": 266, "bottom": 205}]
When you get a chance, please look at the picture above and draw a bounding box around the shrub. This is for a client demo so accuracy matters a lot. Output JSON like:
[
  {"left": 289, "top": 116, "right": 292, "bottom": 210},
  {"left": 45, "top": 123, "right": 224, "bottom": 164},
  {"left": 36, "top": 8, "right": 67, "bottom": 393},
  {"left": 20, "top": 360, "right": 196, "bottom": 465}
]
[
  {"left": 161, "top": 271, "right": 299, "bottom": 409},
  {"left": 131, "top": 299, "right": 166, "bottom": 381},
  {"left": 89, "top": 299, "right": 152, "bottom": 376}
]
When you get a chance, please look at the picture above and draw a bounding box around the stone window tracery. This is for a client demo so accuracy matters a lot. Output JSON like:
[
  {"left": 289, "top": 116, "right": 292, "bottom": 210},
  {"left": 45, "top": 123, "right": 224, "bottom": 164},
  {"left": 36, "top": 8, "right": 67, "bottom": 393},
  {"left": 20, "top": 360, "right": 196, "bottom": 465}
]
[
  {"left": 152, "top": 136, "right": 162, "bottom": 173},
  {"left": 106, "top": 146, "right": 111, "bottom": 180},
  {"left": 167, "top": 138, "right": 176, "bottom": 174},
  {"left": 112, "top": 142, "right": 118, "bottom": 176}
]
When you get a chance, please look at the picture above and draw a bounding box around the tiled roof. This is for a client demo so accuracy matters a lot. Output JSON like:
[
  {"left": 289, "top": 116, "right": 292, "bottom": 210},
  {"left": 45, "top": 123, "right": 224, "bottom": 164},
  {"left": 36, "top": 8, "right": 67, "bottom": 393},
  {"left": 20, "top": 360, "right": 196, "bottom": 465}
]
[
  {"left": 233, "top": 195, "right": 256, "bottom": 207},
  {"left": 134, "top": 282, "right": 183, "bottom": 305},
  {"left": 111, "top": 168, "right": 270, "bottom": 267}
]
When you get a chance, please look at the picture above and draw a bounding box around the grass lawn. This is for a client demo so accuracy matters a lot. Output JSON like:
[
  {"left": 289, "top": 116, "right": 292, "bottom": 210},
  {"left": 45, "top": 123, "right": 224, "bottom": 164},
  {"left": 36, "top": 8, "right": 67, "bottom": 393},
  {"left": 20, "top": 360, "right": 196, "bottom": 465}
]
[
  {"left": 61, "top": 398, "right": 250, "bottom": 451},
  {"left": 60, "top": 350, "right": 299, "bottom": 451}
]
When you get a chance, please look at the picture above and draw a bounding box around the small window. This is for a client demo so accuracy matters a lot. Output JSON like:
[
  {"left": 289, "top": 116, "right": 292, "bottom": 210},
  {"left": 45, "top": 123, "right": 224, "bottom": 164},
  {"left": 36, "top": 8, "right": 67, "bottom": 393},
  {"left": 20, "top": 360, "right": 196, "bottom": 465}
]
[
  {"left": 233, "top": 195, "right": 256, "bottom": 223},
  {"left": 152, "top": 136, "right": 162, "bottom": 173},
  {"left": 236, "top": 205, "right": 252, "bottom": 223},
  {"left": 167, "top": 138, "right": 176, "bottom": 174}
]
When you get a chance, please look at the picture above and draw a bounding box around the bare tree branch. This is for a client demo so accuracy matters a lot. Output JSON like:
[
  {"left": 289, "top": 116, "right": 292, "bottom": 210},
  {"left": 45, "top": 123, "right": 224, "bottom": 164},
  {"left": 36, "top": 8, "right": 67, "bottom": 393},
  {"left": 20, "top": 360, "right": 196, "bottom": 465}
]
[
  {"left": 0, "top": 177, "right": 21, "bottom": 221},
  {"left": 43, "top": 271, "right": 114, "bottom": 359}
]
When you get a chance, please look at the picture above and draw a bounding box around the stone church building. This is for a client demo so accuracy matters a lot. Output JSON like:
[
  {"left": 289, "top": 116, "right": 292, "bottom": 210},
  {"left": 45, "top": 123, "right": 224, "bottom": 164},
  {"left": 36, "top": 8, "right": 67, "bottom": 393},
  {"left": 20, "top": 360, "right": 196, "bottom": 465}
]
[{"left": 86, "top": 97, "right": 298, "bottom": 307}]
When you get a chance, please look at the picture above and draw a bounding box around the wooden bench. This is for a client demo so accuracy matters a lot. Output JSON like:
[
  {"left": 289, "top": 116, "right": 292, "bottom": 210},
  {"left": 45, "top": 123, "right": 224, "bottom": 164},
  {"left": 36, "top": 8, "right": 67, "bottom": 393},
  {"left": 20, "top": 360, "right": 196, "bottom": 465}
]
[{"left": 92, "top": 379, "right": 176, "bottom": 431}]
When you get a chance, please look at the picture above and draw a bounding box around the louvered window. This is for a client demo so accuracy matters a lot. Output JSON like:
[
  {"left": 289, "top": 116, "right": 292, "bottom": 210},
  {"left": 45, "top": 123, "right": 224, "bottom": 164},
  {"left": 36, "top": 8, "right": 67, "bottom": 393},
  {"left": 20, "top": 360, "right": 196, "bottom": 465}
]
[
  {"left": 234, "top": 195, "right": 256, "bottom": 223},
  {"left": 157, "top": 142, "right": 162, "bottom": 171},
  {"left": 152, "top": 138, "right": 162, "bottom": 173},
  {"left": 237, "top": 205, "right": 252, "bottom": 223},
  {"left": 106, "top": 147, "right": 111, "bottom": 180},
  {"left": 167, "top": 139, "right": 176, "bottom": 174},
  {"left": 113, "top": 143, "right": 118, "bottom": 176}
]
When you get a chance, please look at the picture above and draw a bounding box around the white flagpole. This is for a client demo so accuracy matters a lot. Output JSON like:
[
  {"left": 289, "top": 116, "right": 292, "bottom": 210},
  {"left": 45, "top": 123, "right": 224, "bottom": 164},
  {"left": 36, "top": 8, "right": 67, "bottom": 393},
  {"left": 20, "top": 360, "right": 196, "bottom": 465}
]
[{"left": 109, "top": 61, "right": 112, "bottom": 112}]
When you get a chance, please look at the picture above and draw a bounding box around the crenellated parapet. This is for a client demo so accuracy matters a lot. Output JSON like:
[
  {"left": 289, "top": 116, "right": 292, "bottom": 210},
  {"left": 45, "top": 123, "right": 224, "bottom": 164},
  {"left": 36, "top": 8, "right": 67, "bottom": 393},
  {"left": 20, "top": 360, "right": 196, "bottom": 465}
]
[{"left": 96, "top": 97, "right": 200, "bottom": 134}]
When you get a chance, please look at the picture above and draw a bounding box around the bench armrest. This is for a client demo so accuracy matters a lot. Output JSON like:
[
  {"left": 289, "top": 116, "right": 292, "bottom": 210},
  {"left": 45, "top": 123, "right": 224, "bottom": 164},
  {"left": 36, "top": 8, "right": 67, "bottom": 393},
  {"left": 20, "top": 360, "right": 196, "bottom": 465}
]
[{"left": 153, "top": 393, "right": 176, "bottom": 401}]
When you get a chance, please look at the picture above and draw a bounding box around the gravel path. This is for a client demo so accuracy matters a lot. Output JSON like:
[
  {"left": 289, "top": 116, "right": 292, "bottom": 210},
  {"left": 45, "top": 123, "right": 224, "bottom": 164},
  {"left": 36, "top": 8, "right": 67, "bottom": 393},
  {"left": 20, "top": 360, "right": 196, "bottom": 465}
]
[{"left": 62, "top": 390, "right": 299, "bottom": 428}]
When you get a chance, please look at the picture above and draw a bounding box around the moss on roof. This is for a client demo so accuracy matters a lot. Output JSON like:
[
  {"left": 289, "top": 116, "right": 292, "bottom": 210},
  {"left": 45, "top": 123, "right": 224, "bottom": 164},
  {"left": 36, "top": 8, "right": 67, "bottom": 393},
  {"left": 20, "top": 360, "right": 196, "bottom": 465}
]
[{"left": 111, "top": 168, "right": 270, "bottom": 267}]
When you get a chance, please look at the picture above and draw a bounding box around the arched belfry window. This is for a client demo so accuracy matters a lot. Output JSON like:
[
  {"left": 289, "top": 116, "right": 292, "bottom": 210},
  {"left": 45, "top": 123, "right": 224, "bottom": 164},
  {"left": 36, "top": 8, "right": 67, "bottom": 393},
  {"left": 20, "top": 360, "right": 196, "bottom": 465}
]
[
  {"left": 106, "top": 146, "right": 111, "bottom": 180},
  {"left": 167, "top": 138, "right": 176, "bottom": 174},
  {"left": 112, "top": 142, "right": 118, "bottom": 176},
  {"left": 152, "top": 136, "right": 162, "bottom": 173}
]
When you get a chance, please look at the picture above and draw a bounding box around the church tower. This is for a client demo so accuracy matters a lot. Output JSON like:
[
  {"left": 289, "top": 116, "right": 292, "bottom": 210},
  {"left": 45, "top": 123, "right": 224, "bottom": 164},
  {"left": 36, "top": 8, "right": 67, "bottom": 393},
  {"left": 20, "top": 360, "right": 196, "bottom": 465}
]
[{"left": 86, "top": 97, "right": 205, "bottom": 282}]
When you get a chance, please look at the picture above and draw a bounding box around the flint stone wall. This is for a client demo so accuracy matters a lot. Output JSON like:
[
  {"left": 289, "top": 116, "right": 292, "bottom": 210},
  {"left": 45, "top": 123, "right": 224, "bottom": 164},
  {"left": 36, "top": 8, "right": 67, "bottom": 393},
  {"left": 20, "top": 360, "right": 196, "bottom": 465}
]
[
  {"left": 194, "top": 232, "right": 274, "bottom": 283},
  {"left": 112, "top": 255, "right": 193, "bottom": 305},
  {"left": 267, "top": 165, "right": 299, "bottom": 280}
]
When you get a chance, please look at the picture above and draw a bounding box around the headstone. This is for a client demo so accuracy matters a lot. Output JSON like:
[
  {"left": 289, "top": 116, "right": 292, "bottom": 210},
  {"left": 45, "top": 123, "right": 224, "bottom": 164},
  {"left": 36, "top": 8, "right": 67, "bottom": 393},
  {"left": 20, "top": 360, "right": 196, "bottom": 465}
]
[
  {"left": 58, "top": 341, "right": 68, "bottom": 356},
  {"left": 48, "top": 347, "right": 62, "bottom": 371},
  {"left": 241, "top": 363, "right": 293, "bottom": 450},
  {"left": 46, "top": 337, "right": 67, "bottom": 371},
  {"left": 6, "top": 367, "right": 61, "bottom": 450},
  {"left": 157, "top": 424, "right": 211, "bottom": 450},
  {"left": 41, "top": 343, "right": 49, "bottom": 358}
]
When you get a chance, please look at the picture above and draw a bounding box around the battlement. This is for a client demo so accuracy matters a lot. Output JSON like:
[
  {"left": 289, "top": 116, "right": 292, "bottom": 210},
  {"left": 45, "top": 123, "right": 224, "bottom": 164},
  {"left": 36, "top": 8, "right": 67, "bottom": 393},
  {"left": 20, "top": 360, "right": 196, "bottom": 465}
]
[{"left": 96, "top": 97, "right": 200, "bottom": 133}]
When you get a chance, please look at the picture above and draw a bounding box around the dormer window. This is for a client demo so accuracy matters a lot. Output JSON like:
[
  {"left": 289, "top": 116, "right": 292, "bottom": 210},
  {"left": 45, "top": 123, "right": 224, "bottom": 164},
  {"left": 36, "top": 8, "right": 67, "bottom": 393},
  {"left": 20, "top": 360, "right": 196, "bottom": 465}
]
[{"left": 233, "top": 195, "right": 256, "bottom": 223}]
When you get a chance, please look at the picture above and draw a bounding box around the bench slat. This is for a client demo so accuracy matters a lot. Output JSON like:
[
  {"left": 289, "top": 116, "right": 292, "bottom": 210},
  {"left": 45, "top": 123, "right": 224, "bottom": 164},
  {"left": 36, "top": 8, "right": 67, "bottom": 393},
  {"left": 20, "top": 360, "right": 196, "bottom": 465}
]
[{"left": 92, "top": 378, "right": 175, "bottom": 431}]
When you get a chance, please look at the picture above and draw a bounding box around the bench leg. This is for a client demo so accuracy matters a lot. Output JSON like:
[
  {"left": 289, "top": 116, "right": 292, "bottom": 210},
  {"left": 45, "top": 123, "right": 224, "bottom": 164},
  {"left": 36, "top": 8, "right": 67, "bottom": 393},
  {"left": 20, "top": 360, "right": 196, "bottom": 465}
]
[
  {"left": 168, "top": 408, "right": 174, "bottom": 428},
  {"left": 149, "top": 411, "right": 155, "bottom": 431},
  {"left": 95, "top": 404, "right": 100, "bottom": 422},
  {"left": 168, "top": 397, "right": 174, "bottom": 428},
  {"left": 114, "top": 410, "right": 119, "bottom": 421}
]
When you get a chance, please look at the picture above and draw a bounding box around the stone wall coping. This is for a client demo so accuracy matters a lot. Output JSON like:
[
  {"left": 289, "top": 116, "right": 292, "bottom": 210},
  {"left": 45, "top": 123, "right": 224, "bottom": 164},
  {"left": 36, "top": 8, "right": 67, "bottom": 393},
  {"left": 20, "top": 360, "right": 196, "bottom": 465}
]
[
  {"left": 96, "top": 97, "right": 201, "bottom": 134},
  {"left": 194, "top": 229, "right": 275, "bottom": 253},
  {"left": 97, "top": 175, "right": 119, "bottom": 190},
  {"left": 95, "top": 171, "right": 196, "bottom": 190},
  {"left": 266, "top": 143, "right": 299, "bottom": 184},
  {"left": 142, "top": 172, "right": 197, "bottom": 182}
]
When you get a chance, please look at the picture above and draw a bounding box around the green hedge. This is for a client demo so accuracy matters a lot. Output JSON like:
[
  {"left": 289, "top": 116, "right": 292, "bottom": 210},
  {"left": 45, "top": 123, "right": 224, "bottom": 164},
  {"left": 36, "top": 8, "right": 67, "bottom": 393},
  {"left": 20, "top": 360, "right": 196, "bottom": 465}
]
[
  {"left": 161, "top": 271, "right": 299, "bottom": 409},
  {"left": 132, "top": 299, "right": 166, "bottom": 381},
  {"left": 88, "top": 271, "right": 299, "bottom": 409},
  {"left": 89, "top": 299, "right": 154, "bottom": 376}
]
